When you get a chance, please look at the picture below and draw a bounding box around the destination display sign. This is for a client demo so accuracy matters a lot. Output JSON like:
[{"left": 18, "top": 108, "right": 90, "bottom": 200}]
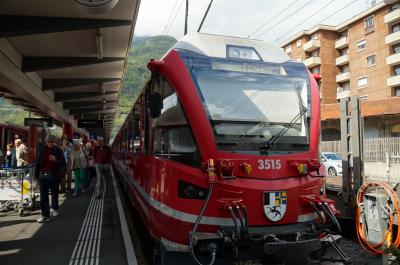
[
  {"left": 24, "top": 118, "right": 53, "bottom": 127},
  {"left": 77, "top": 119, "right": 104, "bottom": 128}
]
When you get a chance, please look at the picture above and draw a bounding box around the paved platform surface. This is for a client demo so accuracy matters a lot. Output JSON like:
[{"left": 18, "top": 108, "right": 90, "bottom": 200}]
[{"left": 0, "top": 173, "right": 129, "bottom": 265}]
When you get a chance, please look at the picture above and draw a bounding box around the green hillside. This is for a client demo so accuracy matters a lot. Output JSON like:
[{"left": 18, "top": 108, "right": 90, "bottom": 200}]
[
  {"left": 112, "top": 35, "right": 177, "bottom": 138},
  {"left": 0, "top": 98, "right": 32, "bottom": 125}
]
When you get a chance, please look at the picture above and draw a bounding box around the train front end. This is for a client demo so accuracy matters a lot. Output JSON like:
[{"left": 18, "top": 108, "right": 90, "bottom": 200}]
[{"left": 147, "top": 33, "right": 345, "bottom": 265}]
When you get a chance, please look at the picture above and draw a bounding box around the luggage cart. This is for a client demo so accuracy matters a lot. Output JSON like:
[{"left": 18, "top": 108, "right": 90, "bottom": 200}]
[{"left": 0, "top": 165, "right": 37, "bottom": 216}]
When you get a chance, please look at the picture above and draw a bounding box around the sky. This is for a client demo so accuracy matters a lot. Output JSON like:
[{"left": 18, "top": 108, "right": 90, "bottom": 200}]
[{"left": 134, "top": 0, "right": 382, "bottom": 46}]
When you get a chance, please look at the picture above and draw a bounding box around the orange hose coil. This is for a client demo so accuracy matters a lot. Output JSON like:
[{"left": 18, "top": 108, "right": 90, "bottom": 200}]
[{"left": 356, "top": 181, "right": 400, "bottom": 255}]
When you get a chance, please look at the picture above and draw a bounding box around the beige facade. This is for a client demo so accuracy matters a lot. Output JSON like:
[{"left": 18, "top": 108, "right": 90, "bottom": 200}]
[{"left": 281, "top": 0, "right": 400, "bottom": 139}]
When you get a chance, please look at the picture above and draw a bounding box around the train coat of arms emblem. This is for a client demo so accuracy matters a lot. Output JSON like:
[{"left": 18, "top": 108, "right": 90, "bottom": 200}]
[{"left": 263, "top": 191, "right": 287, "bottom": 222}]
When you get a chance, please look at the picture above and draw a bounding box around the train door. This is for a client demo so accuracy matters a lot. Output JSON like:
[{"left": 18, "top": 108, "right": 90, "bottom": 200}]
[{"left": 130, "top": 95, "right": 150, "bottom": 226}]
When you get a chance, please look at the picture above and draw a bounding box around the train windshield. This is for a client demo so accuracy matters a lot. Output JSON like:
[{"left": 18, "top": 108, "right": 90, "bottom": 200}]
[{"left": 180, "top": 51, "right": 311, "bottom": 155}]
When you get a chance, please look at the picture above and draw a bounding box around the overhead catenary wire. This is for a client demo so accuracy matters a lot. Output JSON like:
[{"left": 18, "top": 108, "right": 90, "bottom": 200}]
[
  {"left": 162, "top": 0, "right": 180, "bottom": 35},
  {"left": 247, "top": 0, "right": 300, "bottom": 38},
  {"left": 317, "top": 0, "right": 359, "bottom": 24},
  {"left": 275, "top": 0, "right": 337, "bottom": 42},
  {"left": 165, "top": 0, "right": 185, "bottom": 36},
  {"left": 255, "top": 0, "right": 315, "bottom": 39}
]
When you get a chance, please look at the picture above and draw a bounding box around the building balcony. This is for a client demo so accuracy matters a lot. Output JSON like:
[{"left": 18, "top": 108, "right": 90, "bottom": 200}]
[
  {"left": 384, "top": 8, "right": 400, "bottom": 24},
  {"left": 386, "top": 53, "right": 400, "bottom": 66},
  {"left": 385, "top": 31, "right": 400, "bottom": 46},
  {"left": 303, "top": 56, "right": 321, "bottom": 68},
  {"left": 336, "top": 54, "right": 349, "bottom": 66},
  {"left": 387, "top": 75, "right": 400, "bottom": 87},
  {"left": 336, "top": 72, "right": 350, "bottom": 83},
  {"left": 337, "top": 87, "right": 350, "bottom": 99},
  {"left": 303, "top": 39, "right": 320, "bottom": 52},
  {"left": 335, "top": 37, "right": 349, "bottom": 49}
]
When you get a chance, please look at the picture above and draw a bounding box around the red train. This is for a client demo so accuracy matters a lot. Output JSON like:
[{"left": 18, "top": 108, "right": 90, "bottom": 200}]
[{"left": 113, "top": 33, "right": 347, "bottom": 265}]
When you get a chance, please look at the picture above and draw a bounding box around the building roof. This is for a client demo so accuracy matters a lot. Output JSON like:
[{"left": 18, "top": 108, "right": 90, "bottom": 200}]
[{"left": 280, "top": 1, "right": 388, "bottom": 48}]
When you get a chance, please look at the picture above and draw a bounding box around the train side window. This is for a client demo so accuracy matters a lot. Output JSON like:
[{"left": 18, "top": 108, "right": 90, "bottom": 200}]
[
  {"left": 152, "top": 77, "right": 201, "bottom": 167},
  {"left": 132, "top": 102, "right": 142, "bottom": 153}
]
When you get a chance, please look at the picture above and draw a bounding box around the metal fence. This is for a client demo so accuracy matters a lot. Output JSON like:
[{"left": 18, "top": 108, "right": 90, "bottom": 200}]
[{"left": 320, "top": 137, "right": 400, "bottom": 162}]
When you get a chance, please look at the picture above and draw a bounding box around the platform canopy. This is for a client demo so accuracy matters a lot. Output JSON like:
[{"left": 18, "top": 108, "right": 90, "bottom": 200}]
[{"left": 0, "top": 0, "right": 140, "bottom": 138}]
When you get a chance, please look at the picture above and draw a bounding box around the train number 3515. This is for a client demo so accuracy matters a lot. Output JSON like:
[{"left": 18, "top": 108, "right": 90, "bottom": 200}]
[{"left": 258, "top": 159, "right": 281, "bottom": 170}]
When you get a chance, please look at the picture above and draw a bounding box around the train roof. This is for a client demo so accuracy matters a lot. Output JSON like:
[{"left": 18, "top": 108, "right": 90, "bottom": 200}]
[
  {"left": 0, "top": 122, "right": 28, "bottom": 131},
  {"left": 172, "top": 33, "right": 290, "bottom": 63}
]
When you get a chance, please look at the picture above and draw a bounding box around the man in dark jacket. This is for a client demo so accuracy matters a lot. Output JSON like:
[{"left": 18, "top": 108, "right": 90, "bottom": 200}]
[{"left": 35, "top": 135, "right": 66, "bottom": 223}]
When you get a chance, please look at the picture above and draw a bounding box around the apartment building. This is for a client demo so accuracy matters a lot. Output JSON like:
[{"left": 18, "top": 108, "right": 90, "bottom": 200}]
[{"left": 280, "top": 0, "right": 400, "bottom": 140}]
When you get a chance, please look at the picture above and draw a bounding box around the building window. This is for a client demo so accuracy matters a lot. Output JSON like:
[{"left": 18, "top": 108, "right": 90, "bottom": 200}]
[
  {"left": 367, "top": 54, "right": 376, "bottom": 67},
  {"left": 311, "top": 50, "right": 319, "bottom": 57},
  {"left": 394, "top": 87, "right": 400, "bottom": 96},
  {"left": 311, "top": 33, "right": 318, "bottom": 40},
  {"left": 296, "top": 56, "right": 302, "bottom": 62},
  {"left": 311, "top": 67, "right": 319, "bottom": 74},
  {"left": 395, "top": 65, "right": 400, "bottom": 76},
  {"left": 392, "top": 3, "right": 400, "bottom": 11},
  {"left": 357, "top": 76, "right": 368, "bottom": 88},
  {"left": 365, "top": 16, "right": 374, "bottom": 33},
  {"left": 342, "top": 64, "right": 350, "bottom": 73},
  {"left": 359, "top": 95, "right": 368, "bottom": 101},
  {"left": 339, "top": 31, "right": 348, "bottom": 38},
  {"left": 357, "top": 39, "right": 366, "bottom": 52},
  {"left": 296, "top": 40, "right": 302, "bottom": 47},
  {"left": 285, "top": 45, "right": 292, "bottom": 54},
  {"left": 392, "top": 23, "right": 400, "bottom": 33},
  {"left": 394, "top": 44, "right": 400, "bottom": 54},
  {"left": 343, "top": 82, "right": 350, "bottom": 91}
]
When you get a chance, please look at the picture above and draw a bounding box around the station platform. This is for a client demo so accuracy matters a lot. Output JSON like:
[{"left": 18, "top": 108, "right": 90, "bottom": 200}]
[{"left": 0, "top": 168, "right": 136, "bottom": 265}]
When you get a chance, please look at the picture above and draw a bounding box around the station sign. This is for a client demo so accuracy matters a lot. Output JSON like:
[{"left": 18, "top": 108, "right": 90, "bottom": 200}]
[
  {"left": 24, "top": 118, "right": 53, "bottom": 127},
  {"left": 78, "top": 119, "right": 104, "bottom": 128}
]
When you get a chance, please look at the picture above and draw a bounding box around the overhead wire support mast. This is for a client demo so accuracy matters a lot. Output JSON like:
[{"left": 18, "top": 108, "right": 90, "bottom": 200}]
[
  {"left": 197, "top": 0, "right": 214, "bottom": 32},
  {"left": 184, "top": 0, "right": 189, "bottom": 35}
]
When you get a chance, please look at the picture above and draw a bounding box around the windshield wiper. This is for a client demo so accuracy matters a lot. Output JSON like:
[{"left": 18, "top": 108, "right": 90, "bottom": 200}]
[
  {"left": 217, "top": 141, "right": 239, "bottom": 146},
  {"left": 260, "top": 81, "right": 308, "bottom": 155}
]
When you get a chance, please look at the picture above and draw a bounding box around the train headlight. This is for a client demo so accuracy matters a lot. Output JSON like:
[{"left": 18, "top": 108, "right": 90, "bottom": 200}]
[
  {"left": 178, "top": 180, "right": 209, "bottom": 200},
  {"left": 227, "top": 45, "right": 261, "bottom": 61}
]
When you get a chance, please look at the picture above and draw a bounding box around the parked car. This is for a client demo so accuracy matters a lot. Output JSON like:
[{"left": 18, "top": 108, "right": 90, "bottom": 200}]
[{"left": 321, "top": 152, "right": 342, "bottom": 176}]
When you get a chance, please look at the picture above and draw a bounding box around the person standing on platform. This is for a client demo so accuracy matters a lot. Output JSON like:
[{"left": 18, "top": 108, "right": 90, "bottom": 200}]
[
  {"left": 35, "top": 135, "right": 66, "bottom": 223},
  {"left": 84, "top": 142, "right": 95, "bottom": 188},
  {"left": 5, "top": 144, "right": 12, "bottom": 167},
  {"left": 63, "top": 139, "right": 74, "bottom": 192},
  {"left": 10, "top": 142, "right": 17, "bottom": 168},
  {"left": 71, "top": 141, "right": 87, "bottom": 197},
  {"left": 15, "top": 139, "right": 28, "bottom": 167},
  {"left": 93, "top": 137, "right": 112, "bottom": 198}
]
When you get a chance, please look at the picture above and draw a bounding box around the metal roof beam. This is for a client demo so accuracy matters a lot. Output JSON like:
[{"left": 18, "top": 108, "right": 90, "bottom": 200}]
[
  {"left": 42, "top": 78, "right": 121, "bottom": 90},
  {"left": 22, "top": 57, "right": 125, "bottom": 72},
  {"left": 70, "top": 108, "right": 115, "bottom": 115},
  {"left": 63, "top": 100, "right": 117, "bottom": 110},
  {"left": 0, "top": 15, "right": 131, "bottom": 38},
  {"left": 55, "top": 91, "right": 118, "bottom": 101}
]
